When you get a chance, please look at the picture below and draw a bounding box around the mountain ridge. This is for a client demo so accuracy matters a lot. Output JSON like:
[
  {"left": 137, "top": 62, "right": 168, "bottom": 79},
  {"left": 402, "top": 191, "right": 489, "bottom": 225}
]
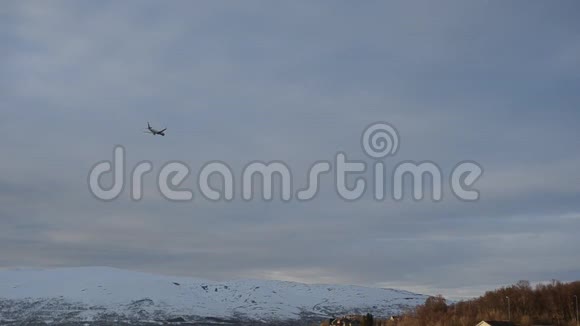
[{"left": 0, "top": 266, "right": 428, "bottom": 325}]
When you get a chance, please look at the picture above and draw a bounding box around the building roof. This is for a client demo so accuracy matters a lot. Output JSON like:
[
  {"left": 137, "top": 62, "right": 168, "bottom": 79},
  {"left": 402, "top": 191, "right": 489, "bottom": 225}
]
[{"left": 477, "top": 321, "right": 517, "bottom": 326}]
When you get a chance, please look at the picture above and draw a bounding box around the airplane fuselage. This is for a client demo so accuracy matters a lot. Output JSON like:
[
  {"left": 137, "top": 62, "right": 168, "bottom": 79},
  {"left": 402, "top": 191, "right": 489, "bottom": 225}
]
[
  {"left": 148, "top": 128, "right": 165, "bottom": 136},
  {"left": 146, "top": 123, "right": 166, "bottom": 136}
]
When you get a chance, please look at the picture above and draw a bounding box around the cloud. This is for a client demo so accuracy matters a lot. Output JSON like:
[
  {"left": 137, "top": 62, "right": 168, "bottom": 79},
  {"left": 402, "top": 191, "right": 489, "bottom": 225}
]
[{"left": 0, "top": 1, "right": 579, "bottom": 299}]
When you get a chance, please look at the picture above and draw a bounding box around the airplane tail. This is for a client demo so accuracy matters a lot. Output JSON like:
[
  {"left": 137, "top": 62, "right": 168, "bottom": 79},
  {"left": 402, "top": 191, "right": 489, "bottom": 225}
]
[{"left": 147, "top": 122, "right": 151, "bottom": 128}]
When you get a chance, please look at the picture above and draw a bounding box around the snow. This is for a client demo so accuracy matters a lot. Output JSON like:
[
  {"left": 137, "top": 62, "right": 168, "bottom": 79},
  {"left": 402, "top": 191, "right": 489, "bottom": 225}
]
[{"left": 0, "top": 267, "right": 427, "bottom": 322}]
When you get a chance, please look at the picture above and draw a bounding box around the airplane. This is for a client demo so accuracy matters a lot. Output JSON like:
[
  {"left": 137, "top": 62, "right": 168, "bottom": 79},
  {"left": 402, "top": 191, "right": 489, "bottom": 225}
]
[{"left": 144, "top": 122, "right": 166, "bottom": 136}]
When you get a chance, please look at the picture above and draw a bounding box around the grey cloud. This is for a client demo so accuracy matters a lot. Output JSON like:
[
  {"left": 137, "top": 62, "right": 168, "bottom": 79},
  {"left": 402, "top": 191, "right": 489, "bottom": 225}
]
[{"left": 1, "top": 0, "right": 579, "bottom": 300}]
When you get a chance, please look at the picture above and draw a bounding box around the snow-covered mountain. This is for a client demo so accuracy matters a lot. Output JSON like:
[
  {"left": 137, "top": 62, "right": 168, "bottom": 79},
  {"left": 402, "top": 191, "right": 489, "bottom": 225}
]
[{"left": 0, "top": 267, "right": 428, "bottom": 325}]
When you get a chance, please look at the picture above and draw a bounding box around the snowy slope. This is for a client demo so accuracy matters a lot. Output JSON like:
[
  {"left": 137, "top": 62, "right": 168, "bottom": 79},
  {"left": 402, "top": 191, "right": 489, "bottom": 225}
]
[{"left": 0, "top": 267, "right": 427, "bottom": 324}]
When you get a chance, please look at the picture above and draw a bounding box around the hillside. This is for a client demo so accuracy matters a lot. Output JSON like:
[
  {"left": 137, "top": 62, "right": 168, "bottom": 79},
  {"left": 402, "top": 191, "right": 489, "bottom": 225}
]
[{"left": 0, "top": 267, "right": 428, "bottom": 325}]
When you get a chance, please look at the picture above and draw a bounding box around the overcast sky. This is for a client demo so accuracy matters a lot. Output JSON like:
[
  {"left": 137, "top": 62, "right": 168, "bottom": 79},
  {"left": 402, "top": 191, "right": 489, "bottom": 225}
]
[{"left": 1, "top": 1, "right": 579, "bottom": 299}]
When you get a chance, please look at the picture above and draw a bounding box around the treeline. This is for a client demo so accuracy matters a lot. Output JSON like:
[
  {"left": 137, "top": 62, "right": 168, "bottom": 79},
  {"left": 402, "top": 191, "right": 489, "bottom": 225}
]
[
  {"left": 395, "top": 280, "right": 580, "bottom": 326},
  {"left": 319, "top": 313, "right": 375, "bottom": 326}
]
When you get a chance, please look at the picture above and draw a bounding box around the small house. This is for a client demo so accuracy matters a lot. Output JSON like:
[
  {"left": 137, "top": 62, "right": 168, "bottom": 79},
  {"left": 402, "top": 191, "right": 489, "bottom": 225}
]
[{"left": 476, "top": 321, "right": 517, "bottom": 326}]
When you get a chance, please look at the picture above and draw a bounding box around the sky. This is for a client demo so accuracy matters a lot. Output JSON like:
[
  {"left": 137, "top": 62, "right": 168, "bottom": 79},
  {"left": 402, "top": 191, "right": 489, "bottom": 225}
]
[{"left": 1, "top": 1, "right": 579, "bottom": 299}]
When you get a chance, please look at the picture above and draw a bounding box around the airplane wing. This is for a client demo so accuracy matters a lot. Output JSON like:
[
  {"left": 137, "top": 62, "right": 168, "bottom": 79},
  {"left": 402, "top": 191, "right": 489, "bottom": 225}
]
[{"left": 159, "top": 128, "right": 167, "bottom": 133}]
